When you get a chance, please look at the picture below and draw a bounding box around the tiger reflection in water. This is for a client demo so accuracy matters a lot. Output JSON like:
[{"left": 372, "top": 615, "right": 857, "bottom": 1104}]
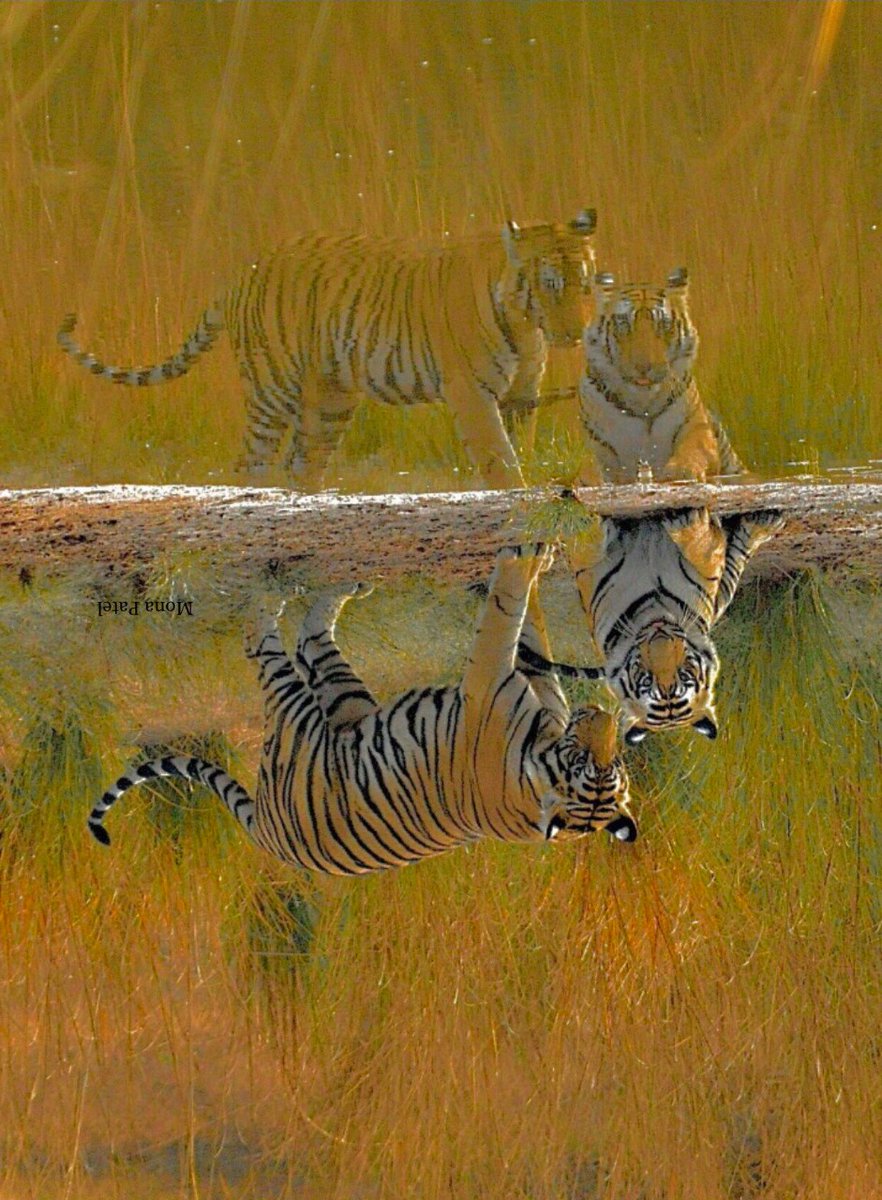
[
  {"left": 522, "top": 509, "right": 784, "bottom": 744},
  {"left": 90, "top": 545, "right": 636, "bottom": 874}
]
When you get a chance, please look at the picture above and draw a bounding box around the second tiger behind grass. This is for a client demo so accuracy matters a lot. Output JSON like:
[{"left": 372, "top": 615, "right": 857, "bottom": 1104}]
[
  {"left": 89, "top": 545, "right": 636, "bottom": 876},
  {"left": 576, "top": 268, "right": 744, "bottom": 483}
]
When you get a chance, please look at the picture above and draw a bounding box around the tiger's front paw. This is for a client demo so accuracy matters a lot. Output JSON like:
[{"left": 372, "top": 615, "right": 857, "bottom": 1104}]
[
  {"left": 741, "top": 510, "right": 786, "bottom": 538},
  {"left": 496, "top": 542, "right": 555, "bottom": 571}
]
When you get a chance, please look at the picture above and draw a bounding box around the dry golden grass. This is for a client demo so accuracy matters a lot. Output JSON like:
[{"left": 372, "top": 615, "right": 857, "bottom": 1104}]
[
  {"left": 0, "top": 0, "right": 879, "bottom": 487},
  {"left": 0, "top": 3, "right": 881, "bottom": 1197}
]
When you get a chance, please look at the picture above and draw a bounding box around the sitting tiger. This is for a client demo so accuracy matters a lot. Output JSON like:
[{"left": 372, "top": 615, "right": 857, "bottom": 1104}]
[
  {"left": 576, "top": 268, "right": 744, "bottom": 483},
  {"left": 89, "top": 545, "right": 636, "bottom": 875},
  {"left": 58, "top": 212, "right": 597, "bottom": 490},
  {"left": 520, "top": 509, "right": 784, "bottom": 743}
]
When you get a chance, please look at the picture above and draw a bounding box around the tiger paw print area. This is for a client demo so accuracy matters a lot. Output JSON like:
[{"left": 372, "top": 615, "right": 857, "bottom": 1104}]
[{"left": 4, "top": 5, "right": 882, "bottom": 1198}]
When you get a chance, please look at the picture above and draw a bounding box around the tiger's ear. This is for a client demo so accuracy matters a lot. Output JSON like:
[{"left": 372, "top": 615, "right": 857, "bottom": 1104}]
[
  {"left": 689, "top": 695, "right": 718, "bottom": 739},
  {"left": 692, "top": 715, "right": 718, "bottom": 739},
  {"left": 624, "top": 724, "right": 648, "bottom": 746},
  {"left": 606, "top": 815, "right": 638, "bottom": 843},
  {"left": 593, "top": 271, "right": 617, "bottom": 308},
  {"left": 569, "top": 208, "right": 597, "bottom": 235},
  {"left": 666, "top": 267, "right": 689, "bottom": 292},
  {"left": 502, "top": 220, "right": 523, "bottom": 266},
  {"left": 545, "top": 813, "right": 567, "bottom": 840}
]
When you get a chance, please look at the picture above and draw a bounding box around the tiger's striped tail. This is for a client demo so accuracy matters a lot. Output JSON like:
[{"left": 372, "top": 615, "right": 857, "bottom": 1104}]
[
  {"left": 58, "top": 309, "right": 224, "bottom": 387},
  {"left": 517, "top": 642, "right": 605, "bottom": 680},
  {"left": 89, "top": 755, "right": 255, "bottom": 846}
]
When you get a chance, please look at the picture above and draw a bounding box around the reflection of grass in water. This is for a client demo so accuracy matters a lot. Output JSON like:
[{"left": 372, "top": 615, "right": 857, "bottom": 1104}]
[
  {"left": 1, "top": 568, "right": 881, "bottom": 1197},
  {"left": 10, "top": 710, "right": 103, "bottom": 824},
  {"left": 222, "top": 871, "right": 337, "bottom": 1076}
]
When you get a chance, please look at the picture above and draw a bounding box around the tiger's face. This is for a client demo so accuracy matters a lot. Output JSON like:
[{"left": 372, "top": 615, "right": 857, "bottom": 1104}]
[
  {"left": 541, "top": 706, "right": 637, "bottom": 842},
  {"left": 501, "top": 210, "right": 597, "bottom": 346},
  {"left": 612, "top": 623, "right": 719, "bottom": 745},
  {"left": 583, "top": 268, "right": 698, "bottom": 404}
]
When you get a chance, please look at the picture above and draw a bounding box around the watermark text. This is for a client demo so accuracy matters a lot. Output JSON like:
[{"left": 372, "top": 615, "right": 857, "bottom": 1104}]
[{"left": 97, "top": 599, "right": 194, "bottom": 617}]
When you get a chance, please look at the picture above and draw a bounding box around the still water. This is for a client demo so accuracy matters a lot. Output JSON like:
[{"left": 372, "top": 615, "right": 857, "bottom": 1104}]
[{"left": 0, "top": 3, "right": 880, "bottom": 1198}]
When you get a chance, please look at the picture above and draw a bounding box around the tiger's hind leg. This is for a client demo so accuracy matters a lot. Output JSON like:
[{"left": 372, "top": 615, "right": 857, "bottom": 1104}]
[
  {"left": 296, "top": 583, "right": 378, "bottom": 728},
  {"left": 283, "top": 380, "right": 359, "bottom": 490},
  {"left": 229, "top": 278, "right": 303, "bottom": 475},
  {"left": 244, "top": 598, "right": 287, "bottom": 661},
  {"left": 244, "top": 599, "right": 307, "bottom": 722},
  {"left": 235, "top": 370, "right": 300, "bottom": 476}
]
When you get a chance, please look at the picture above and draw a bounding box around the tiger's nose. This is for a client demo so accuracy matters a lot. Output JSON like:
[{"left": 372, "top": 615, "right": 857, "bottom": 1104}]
[
  {"left": 632, "top": 361, "right": 652, "bottom": 382},
  {"left": 634, "top": 361, "right": 665, "bottom": 383}
]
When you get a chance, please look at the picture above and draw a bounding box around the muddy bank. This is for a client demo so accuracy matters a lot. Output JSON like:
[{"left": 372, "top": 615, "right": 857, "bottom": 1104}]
[{"left": 0, "top": 478, "right": 880, "bottom": 584}]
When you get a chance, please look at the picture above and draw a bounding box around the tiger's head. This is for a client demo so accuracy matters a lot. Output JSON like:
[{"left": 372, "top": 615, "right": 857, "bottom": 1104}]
[
  {"left": 540, "top": 705, "right": 637, "bottom": 842},
  {"left": 610, "top": 620, "right": 719, "bottom": 745},
  {"left": 500, "top": 209, "right": 597, "bottom": 346},
  {"left": 583, "top": 267, "right": 698, "bottom": 409}
]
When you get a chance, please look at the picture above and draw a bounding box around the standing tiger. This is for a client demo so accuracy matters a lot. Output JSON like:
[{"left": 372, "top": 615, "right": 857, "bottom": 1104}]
[
  {"left": 89, "top": 545, "right": 637, "bottom": 875},
  {"left": 576, "top": 268, "right": 744, "bottom": 483},
  {"left": 520, "top": 509, "right": 784, "bottom": 743},
  {"left": 58, "top": 212, "right": 597, "bottom": 490}
]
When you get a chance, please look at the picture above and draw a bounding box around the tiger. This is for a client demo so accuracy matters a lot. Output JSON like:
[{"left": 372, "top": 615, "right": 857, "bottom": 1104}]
[
  {"left": 519, "top": 509, "right": 785, "bottom": 744},
  {"left": 575, "top": 268, "right": 744, "bottom": 484},
  {"left": 88, "top": 545, "right": 637, "bottom": 875},
  {"left": 58, "top": 212, "right": 597, "bottom": 490}
]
